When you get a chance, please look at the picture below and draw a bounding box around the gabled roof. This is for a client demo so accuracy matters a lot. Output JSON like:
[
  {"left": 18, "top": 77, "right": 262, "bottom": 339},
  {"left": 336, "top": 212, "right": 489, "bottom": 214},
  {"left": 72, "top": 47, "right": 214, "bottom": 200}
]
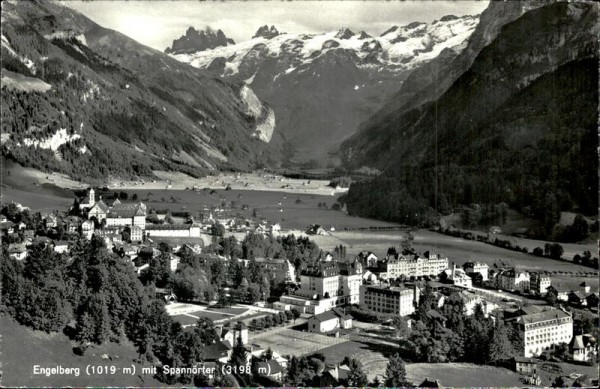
[
  {"left": 332, "top": 307, "right": 353, "bottom": 320},
  {"left": 8, "top": 243, "right": 27, "bottom": 253},
  {"left": 204, "top": 340, "right": 232, "bottom": 360},
  {"left": 311, "top": 311, "right": 339, "bottom": 323},
  {"left": 311, "top": 308, "right": 353, "bottom": 323},
  {"left": 108, "top": 202, "right": 146, "bottom": 218},
  {"left": 514, "top": 356, "right": 537, "bottom": 364},
  {"left": 257, "top": 360, "right": 284, "bottom": 375},
  {"left": 90, "top": 200, "right": 110, "bottom": 213},
  {"left": 569, "top": 291, "right": 586, "bottom": 300},
  {"left": 517, "top": 309, "right": 571, "bottom": 325},
  {"left": 571, "top": 335, "right": 585, "bottom": 350},
  {"left": 426, "top": 310, "right": 447, "bottom": 321},
  {"left": 419, "top": 378, "right": 442, "bottom": 388}
]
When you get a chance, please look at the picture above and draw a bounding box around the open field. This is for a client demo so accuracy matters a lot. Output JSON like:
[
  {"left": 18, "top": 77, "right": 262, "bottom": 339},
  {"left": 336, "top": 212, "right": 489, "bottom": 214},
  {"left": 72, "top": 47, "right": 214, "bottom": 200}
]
[
  {"left": 106, "top": 188, "right": 398, "bottom": 230},
  {"left": 250, "top": 328, "right": 347, "bottom": 356},
  {"left": 405, "top": 363, "right": 522, "bottom": 387},
  {"left": 0, "top": 315, "right": 165, "bottom": 387},
  {"left": 120, "top": 171, "right": 347, "bottom": 196},
  {"left": 323, "top": 229, "right": 598, "bottom": 277},
  {"left": 0, "top": 186, "right": 73, "bottom": 213},
  {"left": 538, "top": 361, "right": 600, "bottom": 387}
]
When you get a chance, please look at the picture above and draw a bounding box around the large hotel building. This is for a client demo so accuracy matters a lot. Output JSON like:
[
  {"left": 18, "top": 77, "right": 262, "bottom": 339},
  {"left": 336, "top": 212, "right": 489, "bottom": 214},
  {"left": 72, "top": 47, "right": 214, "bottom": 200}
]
[
  {"left": 508, "top": 308, "right": 573, "bottom": 357},
  {"left": 360, "top": 284, "right": 420, "bottom": 317}
]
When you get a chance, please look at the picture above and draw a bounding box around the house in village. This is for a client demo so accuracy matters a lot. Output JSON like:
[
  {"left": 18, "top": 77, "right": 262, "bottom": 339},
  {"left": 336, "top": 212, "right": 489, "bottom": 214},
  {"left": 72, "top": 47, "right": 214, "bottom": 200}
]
[
  {"left": 53, "top": 241, "right": 70, "bottom": 254},
  {"left": 178, "top": 243, "right": 203, "bottom": 257},
  {"left": 498, "top": 268, "right": 530, "bottom": 292},
  {"left": 8, "top": 243, "right": 27, "bottom": 260},
  {"left": 315, "top": 364, "right": 351, "bottom": 387},
  {"left": 169, "top": 254, "right": 181, "bottom": 272},
  {"left": 358, "top": 251, "right": 378, "bottom": 268},
  {"left": 569, "top": 334, "right": 597, "bottom": 363},
  {"left": 530, "top": 273, "right": 552, "bottom": 296},
  {"left": 306, "top": 224, "right": 327, "bottom": 235},
  {"left": 443, "top": 264, "right": 472, "bottom": 288},
  {"left": 0, "top": 220, "right": 15, "bottom": 235},
  {"left": 155, "top": 287, "right": 177, "bottom": 303},
  {"left": 585, "top": 293, "right": 599, "bottom": 309},
  {"left": 418, "top": 378, "right": 442, "bottom": 388},
  {"left": 547, "top": 285, "right": 569, "bottom": 302},
  {"left": 463, "top": 261, "right": 489, "bottom": 281},
  {"left": 255, "top": 360, "right": 285, "bottom": 382},
  {"left": 567, "top": 291, "right": 587, "bottom": 307},
  {"left": 218, "top": 322, "right": 249, "bottom": 349},
  {"left": 65, "top": 216, "right": 80, "bottom": 234},
  {"left": 307, "top": 308, "right": 353, "bottom": 335},
  {"left": 80, "top": 220, "right": 94, "bottom": 240},
  {"left": 270, "top": 223, "right": 281, "bottom": 234},
  {"left": 129, "top": 225, "right": 144, "bottom": 242},
  {"left": 44, "top": 214, "right": 58, "bottom": 228},
  {"left": 514, "top": 357, "right": 538, "bottom": 374},
  {"left": 23, "top": 229, "right": 35, "bottom": 242}
]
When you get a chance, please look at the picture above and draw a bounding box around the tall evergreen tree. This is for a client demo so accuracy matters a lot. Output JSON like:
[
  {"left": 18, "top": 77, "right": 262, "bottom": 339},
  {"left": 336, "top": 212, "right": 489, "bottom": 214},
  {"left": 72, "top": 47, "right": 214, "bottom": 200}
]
[
  {"left": 347, "top": 358, "right": 368, "bottom": 387},
  {"left": 487, "top": 320, "right": 514, "bottom": 365},
  {"left": 385, "top": 353, "right": 408, "bottom": 387}
]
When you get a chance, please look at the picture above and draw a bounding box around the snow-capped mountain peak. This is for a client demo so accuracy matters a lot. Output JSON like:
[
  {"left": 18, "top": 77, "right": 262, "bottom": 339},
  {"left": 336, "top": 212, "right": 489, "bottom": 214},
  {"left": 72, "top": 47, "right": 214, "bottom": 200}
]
[
  {"left": 170, "top": 14, "right": 479, "bottom": 77},
  {"left": 253, "top": 25, "right": 281, "bottom": 39}
]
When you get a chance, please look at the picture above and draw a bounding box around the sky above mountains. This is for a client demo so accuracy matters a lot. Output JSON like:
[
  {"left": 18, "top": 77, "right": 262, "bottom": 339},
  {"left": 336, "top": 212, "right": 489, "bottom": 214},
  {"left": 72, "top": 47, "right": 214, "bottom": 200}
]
[{"left": 65, "top": 0, "right": 489, "bottom": 51}]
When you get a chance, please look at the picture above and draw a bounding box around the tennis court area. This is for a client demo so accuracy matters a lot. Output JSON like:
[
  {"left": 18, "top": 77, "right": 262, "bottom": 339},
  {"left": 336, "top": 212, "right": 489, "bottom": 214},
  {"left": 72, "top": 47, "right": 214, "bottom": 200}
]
[{"left": 250, "top": 328, "right": 348, "bottom": 356}]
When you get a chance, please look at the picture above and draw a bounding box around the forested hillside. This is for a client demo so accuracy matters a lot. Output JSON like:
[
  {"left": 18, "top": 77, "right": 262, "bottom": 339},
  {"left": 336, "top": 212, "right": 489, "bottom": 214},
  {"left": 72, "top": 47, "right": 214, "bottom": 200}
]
[
  {"left": 1, "top": 0, "right": 278, "bottom": 183},
  {"left": 340, "top": 2, "right": 598, "bottom": 238}
]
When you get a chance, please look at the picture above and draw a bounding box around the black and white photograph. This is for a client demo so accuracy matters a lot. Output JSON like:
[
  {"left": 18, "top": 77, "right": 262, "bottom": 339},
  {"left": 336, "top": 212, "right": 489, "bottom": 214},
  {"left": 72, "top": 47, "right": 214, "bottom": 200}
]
[{"left": 0, "top": 0, "right": 598, "bottom": 387}]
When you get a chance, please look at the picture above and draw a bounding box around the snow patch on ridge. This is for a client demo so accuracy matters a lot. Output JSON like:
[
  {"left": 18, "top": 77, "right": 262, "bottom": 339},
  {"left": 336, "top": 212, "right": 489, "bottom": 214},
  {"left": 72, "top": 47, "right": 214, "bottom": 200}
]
[{"left": 23, "top": 128, "right": 85, "bottom": 154}]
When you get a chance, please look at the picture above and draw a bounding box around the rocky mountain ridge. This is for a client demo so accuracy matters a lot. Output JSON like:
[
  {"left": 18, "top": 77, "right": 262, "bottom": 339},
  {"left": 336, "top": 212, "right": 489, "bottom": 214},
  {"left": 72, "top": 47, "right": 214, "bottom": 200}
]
[
  {"left": 168, "top": 15, "right": 480, "bottom": 163},
  {"left": 165, "top": 27, "right": 235, "bottom": 55}
]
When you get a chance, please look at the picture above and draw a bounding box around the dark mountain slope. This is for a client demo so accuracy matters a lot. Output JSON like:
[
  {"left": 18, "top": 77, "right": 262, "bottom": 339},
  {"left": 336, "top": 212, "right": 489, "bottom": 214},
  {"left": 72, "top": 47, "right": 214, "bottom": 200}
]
[
  {"left": 340, "top": 2, "right": 598, "bottom": 228},
  {"left": 1, "top": 0, "right": 277, "bottom": 183},
  {"left": 353, "top": 0, "right": 548, "bottom": 136}
]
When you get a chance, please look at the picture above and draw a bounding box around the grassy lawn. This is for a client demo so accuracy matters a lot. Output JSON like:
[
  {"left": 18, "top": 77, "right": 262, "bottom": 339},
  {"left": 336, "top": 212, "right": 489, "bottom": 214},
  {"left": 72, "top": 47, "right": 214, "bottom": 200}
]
[
  {"left": 0, "top": 314, "right": 165, "bottom": 387},
  {"left": 0, "top": 186, "right": 73, "bottom": 213},
  {"left": 538, "top": 361, "right": 600, "bottom": 386},
  {"left": 405, "top": 363, "right": 522, "bottom": 387},
  {"left": 172, "top": 314, "right": 202, "bottom": 326},
  {"left": 208, "top": 306, "right": 248, "bottom": 315},
  {"left": 317, "top": 339, "right": 392, "bottom": 381}
]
